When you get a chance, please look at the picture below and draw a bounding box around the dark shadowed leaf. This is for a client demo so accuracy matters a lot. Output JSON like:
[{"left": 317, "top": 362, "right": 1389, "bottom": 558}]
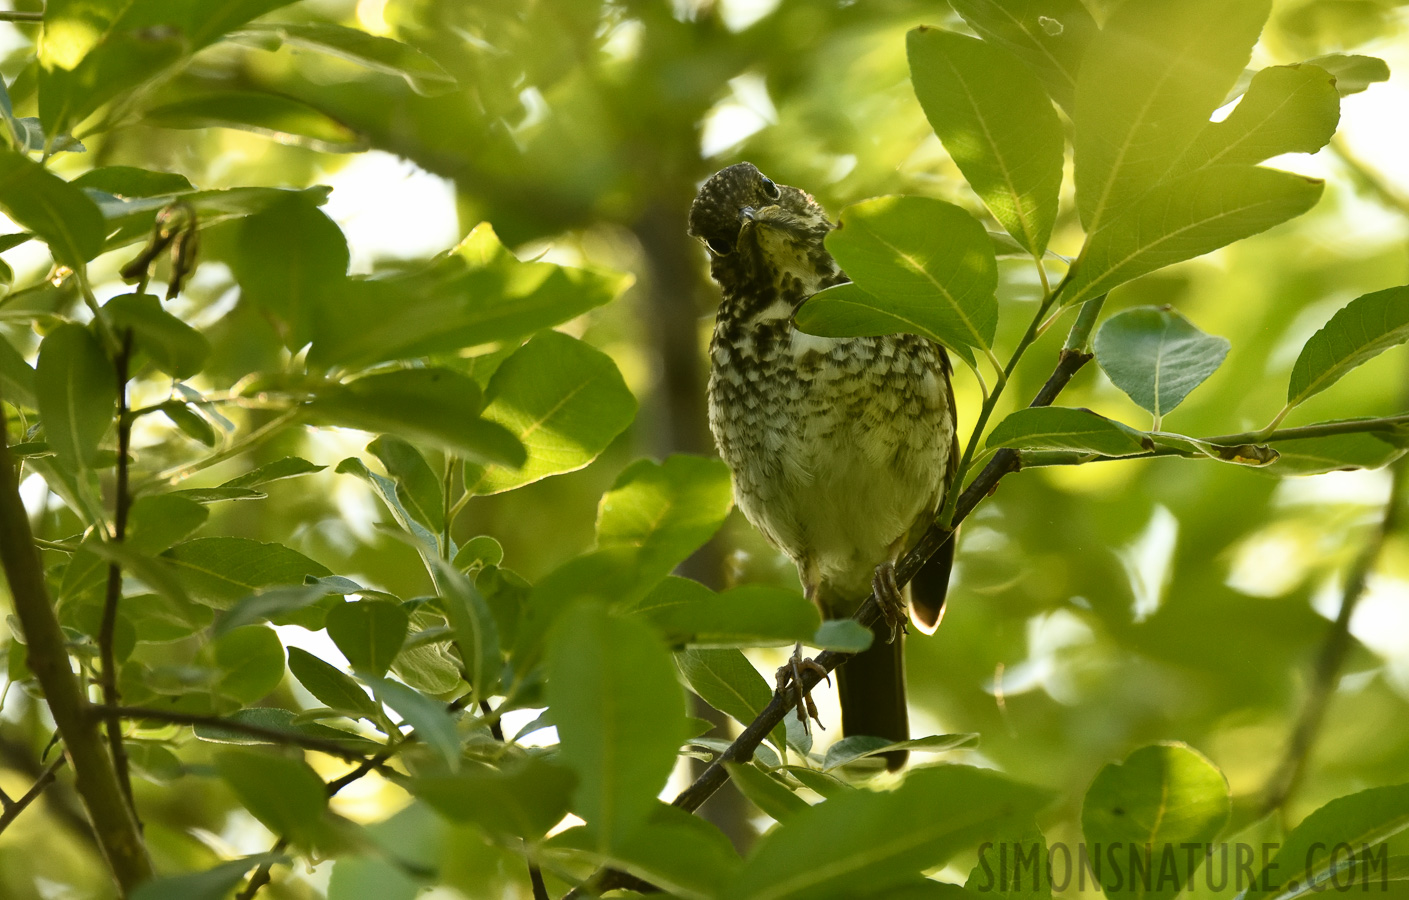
[
  {"left": 625, "top": 577, "right": 820, "bottom": 647},
  {"left": 360, "top": 673, "right": 461, "bottom": 770},
  {"left": 72, "top": 166, "right": 194, "bottom": 197},
  {"left": 162, "top": 537, "right": 331, "bottom": 607},
  {"left": 237, "top": 23, "right": 457, "bottom": 96},
  {"left": 1094, "top": 307, "right": 1230, "bottom": 424},
  {"left": 326, "top": 600, "right": 408, "bottom": 677},
  {"left": 130, "top": 854, "right": 287, "bottom": 900},
  {"left": 469, "top": 330, "right": 637, "bottom": 494},
  {"left": 907, "top": 28, "right": 1063, "bottom": 256},
  {"left": 731, "top": 765, "right": 1049, "bottom": 899},
  {"left": 410, "top": 757, "right": 576, "bottom": 841},
  {"left": 0, "top": 334, "right": 35, "bottom": 408},
  {"left": 1074, "top": 0, "right": 1272, "bottom": 231},
  {"left": 308, "top": 369, "right": 525, "bottom": 468},
  {"left": 596, "top": 455, "right": 733, "bottom": 584},
  {"left": 215, "top": 748, "right": 328, "bottom": 842},
  {"left": 1061, "top": 166, "right": 1323, "bottom": 308},
  {"left": 126, "top": 493, "right": 209, "bottom": 553},
  {"left": 145, "top": 91, "right": 367, "bottom": 153},
  {"left": 725, "top": 762, "right": 810, "bottom": 822},
  {"left": 547, "top": 601, "right": 688, "bottom": 852},
  {"left": 986, "top": 407, "right": 1151, "bottom": 456},
  {"left": 368, "top": 436, "right": 443, "bottom": 532},
  {"left": 432, "top": 559, "right": 500, "bottom": 702},
  {"left": 947, "top": 0, "right": 1098, "bottom": 112},
  {"left": 676, "top": 647, "right": 787, "bottom": 755},
  {"left": 209, "top": 625, "right": 286, "bottom": 703},
  {"left": 0, "top": 148, "right": 105, "bottom": 266},
  {"left": 965, "top": 819, "right": 1051, "bottom": 900},
  {"left": 1081, "top": 743, "right": 1230, "bottom": 900},
  {"left": 822, "top": 733, "right": 978, "bottom": 771},
  {"left": 288, "top": 647, "right": 382, "bottom": 722},
  {"left": 1286, "top": 285, "right": 1409, "bottom": 408},
  {"left": 103, "top": 292, "right": 211, "bottom": 379},
  {"left": 35, "top": 323, "right": 114, "bottom": 470}
]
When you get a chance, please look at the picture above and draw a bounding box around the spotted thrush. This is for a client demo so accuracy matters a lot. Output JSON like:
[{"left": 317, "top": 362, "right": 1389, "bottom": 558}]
[{"left": 689, "top": 162, "right": 958, "bottom": 770}]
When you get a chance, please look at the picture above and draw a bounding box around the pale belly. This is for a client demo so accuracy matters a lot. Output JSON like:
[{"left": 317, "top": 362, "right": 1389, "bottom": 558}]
[{"left": 708, "top": 322, "right": 954, "bottom": 608}]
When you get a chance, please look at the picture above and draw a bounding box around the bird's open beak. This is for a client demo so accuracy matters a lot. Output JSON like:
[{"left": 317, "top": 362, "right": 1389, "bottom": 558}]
[{"left": 739, "top": 206, "right": 756, "bottom": 222}]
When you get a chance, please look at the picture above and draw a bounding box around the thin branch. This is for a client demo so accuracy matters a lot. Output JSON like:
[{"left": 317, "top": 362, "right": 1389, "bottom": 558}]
[
  {"left": 1261, "top": 454, "right": 1407, "bottom": 814},
  {"left": 480, "top": 700, "right": 551, "bottom": 900},
  {"left": 100, "top": 331, "right": 136, "bottom": 814},
  {"left": 0, "top": 11, "right": 44, "bottom": 22},
  {"left": 568, "top": 302, "right": 1106, "bottom": 900},
  {"left": 0, "top": 404, "right": 153, "bottom": 888},
  {"left": 0, "top": 756, "right": 67, "bottom": 834},
  {"left": 91, "top": 705, "right": 395, "bottom": 766}
]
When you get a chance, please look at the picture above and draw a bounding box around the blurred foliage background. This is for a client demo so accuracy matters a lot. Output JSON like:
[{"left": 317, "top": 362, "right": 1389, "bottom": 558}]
[{"left": 2, "top": 0, "right": 1409, "bottom": 897}]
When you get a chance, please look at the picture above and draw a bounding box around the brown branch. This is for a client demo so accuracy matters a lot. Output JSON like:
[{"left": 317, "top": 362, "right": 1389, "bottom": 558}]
[
  {"left": 92, "top": 705, "right": 395, "bottom": 766},
  {"left": 0, "top": 403, "right": 153, "bottom": 890},
  {"left": 1261, "top": 456, "right": 1407, "bottom": 814},
  {"left": 100, "top": 332, "right": 136, "bottom": 814},
  {"left": 0, "top": 755, "right": 67, "bottom": 834}
]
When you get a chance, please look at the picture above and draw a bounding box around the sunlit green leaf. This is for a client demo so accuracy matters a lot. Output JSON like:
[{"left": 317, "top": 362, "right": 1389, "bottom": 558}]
[
  {"left": 103, "top": 292, "right": 211, "bottom": 379},
  {"left": 1081, "top": 743, "right": 1230, "bottom": 900},
  {"left": 469, "top": 330, "right": 637, "bottom": 495},
  {"left": 986, "top": 407, "right": 1151, "bottom": 456},
  {"left": 1094, "top": 306, "right": 1230, "bottom": 423},
  {"left": 1287, "top": 285, "right": 1409, "bottom": 408},
  {"left": 368, "top": 435, "right": 443, "bottom": 532},
  {"left": 1074, "top": 0, "right": 1272, "bottom": 231},
  {"left": 1304, "top": 53, "right": 1391, "bottom": 96},
  {"left": 161, "top": 537, "right": 331, "bottom": 608},
  {"left": 547, "top": 601, "right": 687, "bottom": 852},
  {"left": 725, "top": 762, "right": 809, "bottom": 822},
  {"left": 1061, "top": 166, "right": 1323, "bottom": 308},
  {"left": 947, "top": 0, "right": 1097, "bottom": 113},
  {"left": 596, "top": 455, "right": 733, "bottom": 584},
  {"left": 1265, "top": 433, "right": 1403, "bottom": 476},
  {"left": 35, "top": 323, "right": 114, "bottom": 470},
  {"left": 145, "top": 91, "right": 367, "bottom": 153},
  {"left": 209, "top": 625, "right": 286, "bottom": 703},
  {"left": 72, "top": 166, "right": 194, "bottom": 197},
  {"left": 907, "top": 28, "right": 1063, "bottom": 256},
  {"left": 221, "top": 456, "right": 325, "bottom": 489},
  {"left": 237, "top": 23, "right": 457, "bottom": 96},
  {"left": 126, "top": 493, "right": 209, "bottom": 553},
  {"left": 288, "top": 647, "right": 382, "bottom": 722}
]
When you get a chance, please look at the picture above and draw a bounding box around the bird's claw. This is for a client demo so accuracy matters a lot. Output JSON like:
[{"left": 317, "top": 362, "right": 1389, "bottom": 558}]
[
  {"left": 873, "top": 561, "right": 909, "bottom": 644},
  {"left": 775, "top": 649, "right": 829, "bottom": 733}
]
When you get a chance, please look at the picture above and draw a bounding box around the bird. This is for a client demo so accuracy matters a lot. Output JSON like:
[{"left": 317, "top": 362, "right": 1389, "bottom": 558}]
[{"left": 688, "top": 162, "right": 958, "bottom": 770}]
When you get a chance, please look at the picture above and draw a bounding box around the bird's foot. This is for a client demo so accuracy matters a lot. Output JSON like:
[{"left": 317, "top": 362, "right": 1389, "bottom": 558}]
[
  {"left": 873, "top": 561, "right": 909, "bottom": 644},
  {"left": 775, "top": 644, "right": 829, "bottom": 733}
]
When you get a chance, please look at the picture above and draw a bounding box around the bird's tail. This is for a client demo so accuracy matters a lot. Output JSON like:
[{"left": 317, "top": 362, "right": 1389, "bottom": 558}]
[
  {"left": 836, "top": 622, "right": 909, "bottom": 771},
  {"left": 909, "top": 530, "right": 956, "bottom": 634}
]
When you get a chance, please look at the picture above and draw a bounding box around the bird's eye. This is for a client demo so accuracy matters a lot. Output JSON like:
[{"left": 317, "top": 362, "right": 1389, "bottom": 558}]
[
  {"left": 706, "top": 236, "right": 734, "bottom": 256},
  {"left": 759, "top": 177, "right": 781, "bottom": 200}
]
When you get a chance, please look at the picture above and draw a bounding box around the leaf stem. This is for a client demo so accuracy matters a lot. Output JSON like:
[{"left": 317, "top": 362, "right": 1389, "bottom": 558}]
[{"left": 141, "top": 408, "right": 300, "bottom": 489}]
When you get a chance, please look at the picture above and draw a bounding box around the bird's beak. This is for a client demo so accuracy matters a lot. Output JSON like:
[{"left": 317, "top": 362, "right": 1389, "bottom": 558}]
[{"left": 739, "top": 206, "right": 756, "bottom": 222}]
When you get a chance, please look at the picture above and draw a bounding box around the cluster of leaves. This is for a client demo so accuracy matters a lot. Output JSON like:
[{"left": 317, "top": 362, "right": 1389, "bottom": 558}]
[{"left": 0, "top": 0, "right": 1407, "bottom": 899}]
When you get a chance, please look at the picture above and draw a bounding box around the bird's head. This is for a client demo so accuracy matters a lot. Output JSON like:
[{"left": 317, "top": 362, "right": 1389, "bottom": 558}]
[{"left": 688, "top": 162, "right": 841, "bottom": 302}]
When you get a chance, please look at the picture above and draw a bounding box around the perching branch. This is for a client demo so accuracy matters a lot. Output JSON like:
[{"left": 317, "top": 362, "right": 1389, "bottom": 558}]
[
  {"left": 0, "top": 404, "right": 154, "bottom": 891},
  {"left": 1260, "top": 451, "right": 1407, "bottom": 814},
  {"left": 0, "top": 756, "right": 67, "bottom": 834}
]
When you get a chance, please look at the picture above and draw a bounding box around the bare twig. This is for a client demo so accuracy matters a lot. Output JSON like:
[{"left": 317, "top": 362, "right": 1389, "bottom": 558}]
[
  {"left": 0, "top": 756, "right": 67, "bottom": 834},
  {"left": 1261, "top": 455, "right": 1407, "bottom": 814}
]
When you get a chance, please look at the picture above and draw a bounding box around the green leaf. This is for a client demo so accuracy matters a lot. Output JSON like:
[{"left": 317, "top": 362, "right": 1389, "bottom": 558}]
[
  {"left": 0, "top": 149, "right": 103, "bottom": 267},
  {"left": 907, "top": 27, "right": 1063, "bottom": 256},
  {"left": 360, "top": 672, "right": 461, "bottom": 770},
  {"left": 410, "top": 758, "right": 577, "bottom": 842},
  {"left": 126, "top": 493, "right": 209, "bottom": 553},
  {"left": 368, "top": 435, "right": 443, "bottom": 531},
  {"left": 238, "top": 23, "right": 457, "bottom": 96},
  {"left": 0, "top": 334, "right": 36, "bottom": 409},
  {"left": 468, "top": 330, "right": 637, "bottom": 495},
  {"left": 307, "top": 369, "right": 526, "bottom": 468},
  {"left": 986, "top": 407, "right": 1151, "bottom": 456},
  {"left": 334, "top": 457, "right": 438, "bottom": 551},
  {"left": 726, "top": 762, "right": 810, "bottom": 822},
  {"left": 1304, "top": 54, "right": 1391, "bottom": 96},
  {"left": 1081, "top": 743, "right": 1231, "bottom": 900},
  {"left": 214, "top": 748, "right": 328, "bottom": 842},
  {"left": 731, "top": 765, "right": 1049, "bottom": 899},
  {"left": 812, "top": 619, "right": 873, "bottom": 653},
  {"left": 965, "top": 819, "right": 1051, "bottom": 900},
  {"left": 308, "top": 223, "right": 631, "bottom": 369},
  {"left": 160, "top": 401, "right": 216, "bottom": 446},
  {"left": 326, "top": 858, "right": 419, "bottom": 900},
  {"left": 1061, "top": 166, "right": 1324, "bottom": 308},
  {"left": 453, "top": 536, "right": 503, "bottom": 571},
  {"left": 810, "top": 196, "right": 998, "bottom": 365},
  {"left": 1286, "top": 286, "right": 1409, "bottom": 408},
  {"left": 626, "top": 577, "right": 821, "bottom": 647},
  {"left": 676, "top": 647, "right": 785, "bottom": 753},
  {"left": 215, "top": 583, "right": 341, "bottom": 636},
  {"left": 947, "top": 0, "right": 1098, "bottom": 113},
  {"left": 325, "top": 600, "right": 408, "bottom": 677},
  {"left": 95, "top": 185, "right": 332, "bottom": 252},
  {"left": 209, "top": 625, "right": 286, "bottom": 703},
  {"left": 221, "top": 456, "right": 325, "bottom": 488},
  {"left": 35, "top": 323, "right": 114, "bottom": 470},
  {"left": 162, "top": 537, "right": 332, "bottom": 608},
  {"left": 1266, "top": 433, "right": 1403, "bottom": 476},
  {"left": 821, "top": 733, "right": 978, "bottom": 772},
  {"left": 193, "top": 707, "right": 379, "bottom": 752},
  {"left": 145, "top": 91, "right": 367, "bottom": 153},
  {"left": 432, "top": 559, "right": 501, "bottom": 701},
  {"left": 1173, "top": 65, "right": 1340, "bottom": 176},
  {"left": 232, "top": 191, "right": 349, "bottom": 350},
  {"left": 546, "top": 601, "right": 688, "bottom": 852},
  {"left": 103, "top": 292, "right": 211, "bottom": 379},
  {"left": 596, "top": 455, "right": 734, "bottom": 584},
  {"left": 288, "top": 647, "right": 382, "bottom": 722},
  {"left": 1094, "top": 307, "right": 1230, "bottom": 423},
  {"left": 1074, "top": 0, "right": 1272, "bottom": 231},
  {"left": 72, "top": 166, "right": 194, "bottom": 197},
  {"left": 130, "top": 854, "right": 286, "bottom": 900}
]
